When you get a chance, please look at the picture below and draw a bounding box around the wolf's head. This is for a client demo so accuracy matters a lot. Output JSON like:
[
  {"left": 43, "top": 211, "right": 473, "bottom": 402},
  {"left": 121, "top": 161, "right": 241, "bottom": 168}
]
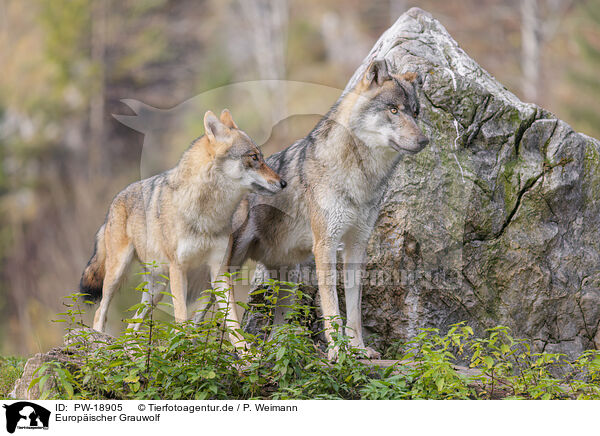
[
  {"left": 349, "top": 59, "right": 429, "bottom": 154},
  {"left": 202, "top": 109, "right": 286, "bottom": 194}
]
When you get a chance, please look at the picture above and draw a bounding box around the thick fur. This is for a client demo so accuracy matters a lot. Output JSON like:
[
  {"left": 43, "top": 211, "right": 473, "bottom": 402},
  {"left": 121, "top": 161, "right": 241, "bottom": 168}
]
[
  {"left": 80, "top": 224, "right": 107, "bottom": 302},
  {"left": 227, "top": 60, "right": 429, "bottom": 359},
  {"left": 80, "top": 110, "right": 284, "bottom": 346}
]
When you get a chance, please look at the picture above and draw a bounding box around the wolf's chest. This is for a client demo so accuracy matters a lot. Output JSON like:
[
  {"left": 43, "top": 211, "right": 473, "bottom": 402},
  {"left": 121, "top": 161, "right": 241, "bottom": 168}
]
[{"left": 175, "top": 233, "right": 228, "bottom": 267}]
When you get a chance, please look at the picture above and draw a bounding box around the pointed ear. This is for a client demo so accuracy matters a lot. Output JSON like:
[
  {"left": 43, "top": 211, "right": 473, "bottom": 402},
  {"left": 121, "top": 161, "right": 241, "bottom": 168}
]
[
  {"left": 219, "top": 109, "right": 238, "bottom": 129},
  {"left": 204, "top": 110, "right": 230, "bottom": 143},
  {"left": 363, "top": 59, "right": 390, "bottom": 88}
]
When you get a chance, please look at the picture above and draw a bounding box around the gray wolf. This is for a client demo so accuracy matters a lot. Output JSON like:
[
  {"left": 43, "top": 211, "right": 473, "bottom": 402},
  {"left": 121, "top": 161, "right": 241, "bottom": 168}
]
[
  {"left": 79, "top": 109, "right": 285, "bottom": 347},
  {"left": 226, "top": 60, "right": 428, "bottom": 359}
]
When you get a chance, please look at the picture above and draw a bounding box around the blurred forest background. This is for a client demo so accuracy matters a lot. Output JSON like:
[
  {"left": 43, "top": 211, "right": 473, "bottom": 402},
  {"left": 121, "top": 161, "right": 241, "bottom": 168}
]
[{"left": 1, "top": 0, "right": 599, "bottom": 356}]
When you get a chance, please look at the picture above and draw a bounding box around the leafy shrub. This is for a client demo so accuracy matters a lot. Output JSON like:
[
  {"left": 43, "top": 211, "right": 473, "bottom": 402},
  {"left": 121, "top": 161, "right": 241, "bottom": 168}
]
[
  {"left": 468, "top": 325, "right": 600, "bottom": 399},
  {"left": 29, "top": 277, "right": 600, "bottom": 400},
  {"left": 0, "top": 356, "right": 26, "bottom": 399},
  {"left": 387, "top": 323, "right": 600, "bottom": 400},
  {"left": 395, "top": 324, "right": 475, "bottom": 399}
]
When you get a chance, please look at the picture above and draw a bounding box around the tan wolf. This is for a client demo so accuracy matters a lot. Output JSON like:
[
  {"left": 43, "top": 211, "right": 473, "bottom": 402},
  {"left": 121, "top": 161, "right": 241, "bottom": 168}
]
[
  {"left": 225, "top": 60, "right": 428, "bottom": 359},
  {"left": 79, "top": 109, "right": 285, "bottom": 346}
]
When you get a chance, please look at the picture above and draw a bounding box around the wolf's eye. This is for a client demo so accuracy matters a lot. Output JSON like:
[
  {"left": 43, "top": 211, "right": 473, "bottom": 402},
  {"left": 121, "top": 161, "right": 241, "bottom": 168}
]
[
  {"left": 389, "top": 107, "right": 398, "bottom": 114},
  {"left": 251, "top": 154, "right": 259, "bottom": 161}
]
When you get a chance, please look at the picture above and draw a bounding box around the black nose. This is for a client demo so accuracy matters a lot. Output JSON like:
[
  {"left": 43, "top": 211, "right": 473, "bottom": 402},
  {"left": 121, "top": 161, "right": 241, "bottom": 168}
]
[
  {"left": 418, "top": 136, "right": 429, "bottom": 148},
  {"left": 280, "top": 179, "right": 287, "bottom": 189}
]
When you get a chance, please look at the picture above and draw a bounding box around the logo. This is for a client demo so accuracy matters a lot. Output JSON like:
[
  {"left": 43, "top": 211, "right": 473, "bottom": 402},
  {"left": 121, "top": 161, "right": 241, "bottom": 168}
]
[{"left": 2, "top": 402, "right": 50, "bottom": 434}]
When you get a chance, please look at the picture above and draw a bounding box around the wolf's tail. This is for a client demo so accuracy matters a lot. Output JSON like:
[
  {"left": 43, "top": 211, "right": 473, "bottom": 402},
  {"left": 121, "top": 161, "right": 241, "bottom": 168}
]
[{"left": 79, "top": 224, "right": 107, "bottom": 303}]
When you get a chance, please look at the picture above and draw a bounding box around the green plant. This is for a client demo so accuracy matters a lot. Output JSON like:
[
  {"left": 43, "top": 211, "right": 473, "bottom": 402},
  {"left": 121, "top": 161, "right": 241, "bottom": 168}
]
[
  {"left": 32, "top": 280, "right": 600, "bottom": 400},
  {"left": 30, "top": 361, "right": 78, "bottom": 400},
  {"left": 468, "top": 326, "right": 599, "bottom": 400},
  {"left": 360, "top": 372, "right": 408, "bottom": 400},
  {"left": 395, "top": 323, "right": 475, "bottom": 399},
  {"left": 0, "top": 356, "right": 26, "bottom": 399}
]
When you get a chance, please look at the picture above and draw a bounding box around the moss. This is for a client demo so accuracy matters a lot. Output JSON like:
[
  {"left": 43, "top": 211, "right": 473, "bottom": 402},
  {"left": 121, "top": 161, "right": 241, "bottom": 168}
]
[
  {"left": 583, "top": 141, "right": 600, "bottom": 202},
  {"left": 584, "top": 141, "right": 600, "bottom": 175},
  {"left": 424, "top": 105, "right": 453, "bottom": 133},
  {"left": 507, "top": 108, "right": 524, "bottom": 128},
  {"left": 499, "top": 158, "right": 522, "bottom": 214}
]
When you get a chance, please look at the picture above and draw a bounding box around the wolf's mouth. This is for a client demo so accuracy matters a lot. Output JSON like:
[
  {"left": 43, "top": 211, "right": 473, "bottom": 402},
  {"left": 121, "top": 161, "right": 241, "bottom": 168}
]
[
  {"left": 251, "top": 182, "right": 280, "bottom": 195},
  {"left": 388, "top": 139, "right": 422, "bottom": 154},
  {"left": 388, "top": 139, "right": 403, "bottom": 152}
]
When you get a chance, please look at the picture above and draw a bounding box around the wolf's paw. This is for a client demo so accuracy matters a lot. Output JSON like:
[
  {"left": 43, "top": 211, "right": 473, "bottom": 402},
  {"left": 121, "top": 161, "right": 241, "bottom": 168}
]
[
  {"left": 233, "top": 340, "right": 250, "bottom": 353},
  {"left": 327, "top": 346, "right": 340, "bottom": 362},
  {"left": 349, "top": 340, "right": 381, "bottom": 359},
  {"left": 350, "top": 345, "right": 381, "bottom": 359},
  {"left": 234, "top": 348, "right": 251, "bottom": 360},
  {"left": 363, "top": 346, "right": 381, "bottom": 360}
]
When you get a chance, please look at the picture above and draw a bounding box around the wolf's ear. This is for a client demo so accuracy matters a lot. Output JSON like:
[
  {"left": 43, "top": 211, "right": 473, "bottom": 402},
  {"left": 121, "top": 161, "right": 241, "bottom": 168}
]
[
  {"left": 204, "top": 110, "right": 230, "bottom": 143},
  {"left": 363, "top": 59, "right": 390, "bottom": 88},
  {"left": 219, "top": 109, "right": 238, "bottom": 129}
]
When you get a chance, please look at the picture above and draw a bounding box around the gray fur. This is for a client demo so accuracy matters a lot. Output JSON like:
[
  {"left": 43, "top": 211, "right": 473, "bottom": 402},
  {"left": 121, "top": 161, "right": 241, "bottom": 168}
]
[{"left": 227, "top": 67, "right": 429, "bottom": 359}]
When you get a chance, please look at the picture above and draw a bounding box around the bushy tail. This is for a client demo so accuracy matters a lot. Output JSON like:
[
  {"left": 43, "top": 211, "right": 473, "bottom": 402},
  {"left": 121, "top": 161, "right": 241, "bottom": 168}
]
[{"left": 79, "top": 224, "right": 107, "bottom": 303}]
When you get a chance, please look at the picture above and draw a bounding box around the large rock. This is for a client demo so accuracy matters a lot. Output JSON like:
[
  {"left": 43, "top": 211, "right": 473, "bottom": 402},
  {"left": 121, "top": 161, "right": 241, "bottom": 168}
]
[
  {"left": 247, "top": 8, "right": 600, "bottom": 358},
  {"left": 10, "top": 329, "right": 114, "bottom": 399},
  {"left": 359, "top": 8, "right": 600, "bottom": 356}
]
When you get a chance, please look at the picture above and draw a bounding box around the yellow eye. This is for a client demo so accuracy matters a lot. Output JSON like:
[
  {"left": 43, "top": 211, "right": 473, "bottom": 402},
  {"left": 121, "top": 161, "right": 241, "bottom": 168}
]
[
  {"left": 390, "top": 107, "right": 398, "bottom": 114},
  {"left": 252, "top": 154, "right": 259, "bottom": 161}
]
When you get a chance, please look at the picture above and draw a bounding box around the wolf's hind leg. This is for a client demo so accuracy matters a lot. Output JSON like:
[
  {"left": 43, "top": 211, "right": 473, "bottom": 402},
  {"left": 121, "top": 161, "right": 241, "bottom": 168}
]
[
  {"left": 271, "top": 272, "right": 297, "bottom": 327},
  {"left": 128, "top": 268, "right": 165, "bottom": 331},
  {"left": 93, "top": 243, "right": 134, "bottom": 332},
  {"left": 191, "top": 290, "right": 216, "bottom": 324}
]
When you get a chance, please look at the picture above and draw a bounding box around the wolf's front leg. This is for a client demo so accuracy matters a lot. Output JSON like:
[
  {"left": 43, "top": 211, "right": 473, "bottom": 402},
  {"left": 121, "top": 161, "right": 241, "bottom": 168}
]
[
  {"left": 169, "top": 263, "right": 188, "bottom": 323},
  {"left": 342, "top": 230, "right": 380, "bottom": 359},
  {"left": 313, "top": 235, "right": 342, "bottom": 361}
]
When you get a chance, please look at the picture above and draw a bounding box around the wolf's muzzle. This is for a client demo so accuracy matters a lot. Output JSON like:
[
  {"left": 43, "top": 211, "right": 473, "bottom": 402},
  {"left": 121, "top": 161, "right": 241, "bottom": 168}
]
[
  {"left": 417, "top": 135, "right": 429, "bottom": 149},
  {"left": 251, "top": 181, "right": 283, "bottom": 195}
]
